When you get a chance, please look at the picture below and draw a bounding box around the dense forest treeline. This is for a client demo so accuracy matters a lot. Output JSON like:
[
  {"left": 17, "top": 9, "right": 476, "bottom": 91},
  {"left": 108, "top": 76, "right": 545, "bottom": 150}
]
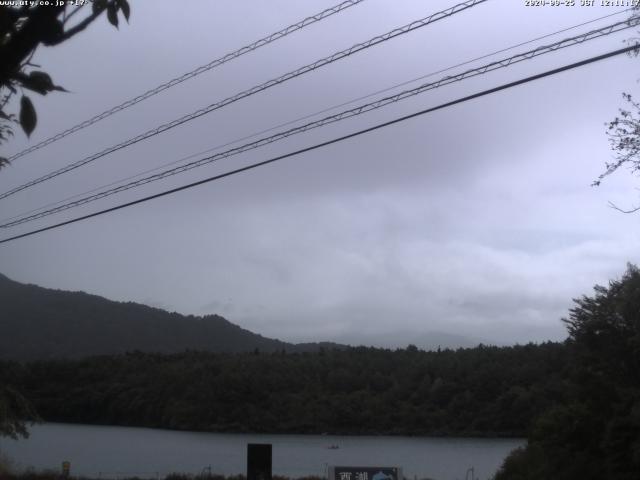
[
  {"left": 1, "top": 342, "right": 569, "bottom": 437},
  {"left": 2, "top": 266, "right": 639, "bottom": 478}
]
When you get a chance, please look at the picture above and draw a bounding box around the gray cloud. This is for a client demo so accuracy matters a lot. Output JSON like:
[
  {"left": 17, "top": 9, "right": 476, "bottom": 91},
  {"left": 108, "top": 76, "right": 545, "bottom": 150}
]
[{"left": 0, "top": 0, "right": 638, "bottom": 348}]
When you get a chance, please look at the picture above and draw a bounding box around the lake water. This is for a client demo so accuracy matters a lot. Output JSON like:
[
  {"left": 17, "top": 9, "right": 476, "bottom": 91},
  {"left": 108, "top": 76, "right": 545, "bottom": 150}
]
[{"left": 0, "top": 423, "right": 523, "bottom": 480}]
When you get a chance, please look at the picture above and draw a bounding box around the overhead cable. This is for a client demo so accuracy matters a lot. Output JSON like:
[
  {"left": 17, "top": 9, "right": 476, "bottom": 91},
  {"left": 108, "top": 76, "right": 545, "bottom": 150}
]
[
  {"left": 2, "top": 7, "right": 629, "bottom": 226},
  {"left": 0, "top": 0, "right": 488, "bottom": 201},
  {"left": 0, "top": 44, "right": 636, "bottom": 245},
  {"left": 5, "top": 0, "right": 367, "bottom": 162},
  {"left": 1, "top": 16, "right": 636, "bottom": 229}
]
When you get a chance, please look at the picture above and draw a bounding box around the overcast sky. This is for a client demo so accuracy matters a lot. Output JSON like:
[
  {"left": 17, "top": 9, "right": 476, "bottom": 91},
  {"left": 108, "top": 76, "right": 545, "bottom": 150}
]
[{"left": 1, "top": 0, "right": 639, "bottom": 348}]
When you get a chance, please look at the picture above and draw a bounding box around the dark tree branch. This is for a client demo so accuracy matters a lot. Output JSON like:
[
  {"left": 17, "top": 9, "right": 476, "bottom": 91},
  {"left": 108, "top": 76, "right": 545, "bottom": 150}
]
[
  {"left": 62, "top": 4, "right": 86, "bottom": 26},
  {"left": 52, "top": 2, "right": 114, "bottom": 45},
  {"left": 607, "top": 200, "right": 640, "bottom": 214}
]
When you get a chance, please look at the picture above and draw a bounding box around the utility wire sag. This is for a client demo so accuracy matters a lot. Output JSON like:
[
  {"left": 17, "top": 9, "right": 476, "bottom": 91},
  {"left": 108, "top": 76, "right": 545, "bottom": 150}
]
[
  {"left": 0, "top": 0, "right": 488, "bottom": 201},
  {"left": 2, "top": 7, "right": 628, "bottom": 226},
  {"left": 0, "top": 44, "right": 635, "bottom": 245},
  {"left": 2, "top": 16, "right": 636, "bottom": 230}
]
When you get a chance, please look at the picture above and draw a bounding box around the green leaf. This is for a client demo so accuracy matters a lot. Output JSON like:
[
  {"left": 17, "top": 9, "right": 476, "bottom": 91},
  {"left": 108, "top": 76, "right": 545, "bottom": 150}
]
[
  {"left": 17, "top": 71, "right": 68, "bottom": 95},
  {"left": 21, "top": 71, "right": 54, "bottom": 95},
  {"left": 29, "top": 71, "right": 52, "bottom": 84},
  {"left": 19, "top": 96, "right": 36, "bottom": 138},
  {"left": 117, "top": 0, "right": 130, "bottom": 22},
  {"left": 107, "top": 3, "right": 119, "bottom": 28}
]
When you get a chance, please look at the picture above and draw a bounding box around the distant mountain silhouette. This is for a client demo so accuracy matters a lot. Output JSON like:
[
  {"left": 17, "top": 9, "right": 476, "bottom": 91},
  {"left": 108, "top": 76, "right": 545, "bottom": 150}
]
[
  {"left": 0, "top": 273, "right": 340, "bottom": 360},
  {"left": 334, "top": 330, "right": 497, "bottom": 351}
]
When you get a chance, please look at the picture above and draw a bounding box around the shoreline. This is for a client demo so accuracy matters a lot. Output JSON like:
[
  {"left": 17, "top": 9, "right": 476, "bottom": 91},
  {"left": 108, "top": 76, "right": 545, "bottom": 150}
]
[{"left": 22, "top": 421, "right": 527, "bottom": 440}]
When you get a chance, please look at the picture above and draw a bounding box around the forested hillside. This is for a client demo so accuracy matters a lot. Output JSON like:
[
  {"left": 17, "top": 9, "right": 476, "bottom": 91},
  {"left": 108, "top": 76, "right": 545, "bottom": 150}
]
[
  {"left": 495, "top": 265, "right": 640, "bottom": 479},
  {"left": 0, "top": 273, "right": 337, "bottom": 359},
  {"left": 1, "top": 342, "right": 568, "bottom": 437}
]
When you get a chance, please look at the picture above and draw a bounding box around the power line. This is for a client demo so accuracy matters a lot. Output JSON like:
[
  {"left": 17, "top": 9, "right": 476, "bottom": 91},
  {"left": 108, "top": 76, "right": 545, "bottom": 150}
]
[
  {"left": 0, "top": 44, "right": 635, "bottom": 245},
  {"left": 0, "top": 0, "right": 488, "bottom": 201},
  {"left": 5, "top": 0, "right": 366, "bottom": 162},
  {"left": 3, "top": 7, "right": 628, "bottom": 226},
  {"left": 2, "top": 16, "right": 636, "bottom": 229},
  {"left": 3, "top": 16, "right": 633, "bottom": 227}
]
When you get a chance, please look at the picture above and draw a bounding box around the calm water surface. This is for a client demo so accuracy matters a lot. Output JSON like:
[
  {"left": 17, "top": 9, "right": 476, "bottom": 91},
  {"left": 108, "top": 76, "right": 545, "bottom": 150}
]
[{"left": 1, "top": 423, "right": 523, "bottom": 480}]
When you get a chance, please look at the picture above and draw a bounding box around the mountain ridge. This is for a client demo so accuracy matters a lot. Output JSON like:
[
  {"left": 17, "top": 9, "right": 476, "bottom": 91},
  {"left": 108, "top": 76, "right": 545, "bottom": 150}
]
[{"left": 0, "top": 273, "right": 341, "bottom": 360}]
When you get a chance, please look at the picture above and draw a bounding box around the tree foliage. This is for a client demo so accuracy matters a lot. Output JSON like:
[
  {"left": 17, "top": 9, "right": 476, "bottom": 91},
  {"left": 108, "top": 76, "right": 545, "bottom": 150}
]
[
  {"left": 0, "top": 357, "right": 39, "bottom": 441},
  {"left": 0, "top": 384, "right": 38, "bottom": 440},
  {"left": 495, "top": 264, "right": 640, "bottom": 480},
  {"left": 597, "top": 93, "right": 640, "bottom": 188},
  {"left": 1, "top": 342, "right": 570, "bottom": 437},
  {"left": 594, "top": 93, "right": 640, "bottom": 213},
  {"left": 595, "top": 9, "right": 640, "bottom": 211},
  {"left": 0, "top": 0, "right": 131, "bottom": 168}
]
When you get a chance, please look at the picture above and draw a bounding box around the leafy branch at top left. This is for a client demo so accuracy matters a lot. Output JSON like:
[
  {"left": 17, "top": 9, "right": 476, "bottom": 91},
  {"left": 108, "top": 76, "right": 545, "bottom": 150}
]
[{"left": 0, "top": 0, "right": 131, "bottom": 169}]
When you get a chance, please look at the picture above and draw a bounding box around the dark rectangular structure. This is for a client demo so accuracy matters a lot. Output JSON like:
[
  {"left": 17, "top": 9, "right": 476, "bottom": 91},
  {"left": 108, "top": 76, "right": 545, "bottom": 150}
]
[{"left": 247, "top": 443, "right": 272, "bottom": 480}]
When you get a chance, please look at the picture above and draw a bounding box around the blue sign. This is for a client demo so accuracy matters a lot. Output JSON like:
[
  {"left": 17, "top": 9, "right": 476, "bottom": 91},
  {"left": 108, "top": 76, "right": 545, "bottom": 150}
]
[{"left": 330, "top": 466, "right": 402, "bottom": 480}]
